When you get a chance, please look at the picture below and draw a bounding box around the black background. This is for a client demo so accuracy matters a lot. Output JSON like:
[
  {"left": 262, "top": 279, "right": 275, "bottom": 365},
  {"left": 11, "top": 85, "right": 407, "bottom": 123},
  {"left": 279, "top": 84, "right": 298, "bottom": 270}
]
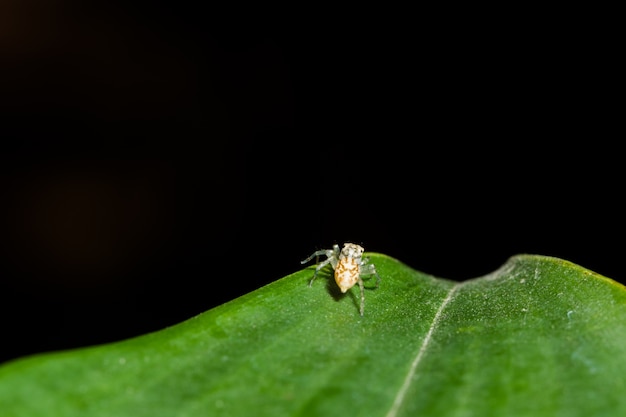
[{"left": 1, "top": 3, "right": 622, "bottom": 364}]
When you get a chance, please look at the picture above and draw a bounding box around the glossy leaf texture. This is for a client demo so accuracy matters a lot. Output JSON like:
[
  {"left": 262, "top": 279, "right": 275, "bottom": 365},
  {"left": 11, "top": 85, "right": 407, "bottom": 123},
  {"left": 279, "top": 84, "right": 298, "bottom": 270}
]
[{"left": 1, "top": 254, "right": 626, "bottom": 417}]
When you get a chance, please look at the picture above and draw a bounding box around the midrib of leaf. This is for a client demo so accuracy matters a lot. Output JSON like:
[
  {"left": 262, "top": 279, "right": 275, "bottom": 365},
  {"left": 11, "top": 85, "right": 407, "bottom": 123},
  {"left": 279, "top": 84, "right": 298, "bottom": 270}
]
[{"left": 385, "top": 282, "right": 462, "bottom": 417}]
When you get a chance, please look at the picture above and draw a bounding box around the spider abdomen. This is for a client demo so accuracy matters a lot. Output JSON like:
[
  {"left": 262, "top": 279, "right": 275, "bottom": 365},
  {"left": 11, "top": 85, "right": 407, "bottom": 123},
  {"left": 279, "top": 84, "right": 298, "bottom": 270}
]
[{"left": 335, "top": 257, "right": 360, "bottom": 293}]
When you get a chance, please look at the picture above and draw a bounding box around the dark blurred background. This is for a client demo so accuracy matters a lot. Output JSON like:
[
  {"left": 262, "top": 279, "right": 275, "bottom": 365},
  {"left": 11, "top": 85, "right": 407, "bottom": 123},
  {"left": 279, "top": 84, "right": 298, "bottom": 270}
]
[{"left": 0, "top": 2, "right": 622, "bottom": 364}]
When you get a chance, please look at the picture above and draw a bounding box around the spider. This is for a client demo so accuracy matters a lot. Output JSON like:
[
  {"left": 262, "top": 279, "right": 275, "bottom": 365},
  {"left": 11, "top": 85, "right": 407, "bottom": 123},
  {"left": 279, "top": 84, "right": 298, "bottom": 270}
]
[{"left": 301, "top": 243, "right": 380, "bottom": 316}]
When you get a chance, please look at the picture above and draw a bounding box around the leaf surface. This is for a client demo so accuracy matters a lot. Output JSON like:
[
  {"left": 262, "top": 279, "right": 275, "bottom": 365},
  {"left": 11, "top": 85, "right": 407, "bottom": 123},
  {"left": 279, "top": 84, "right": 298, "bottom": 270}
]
[{"left": 1, "top": 254, "right": 626, "bottom": 417}]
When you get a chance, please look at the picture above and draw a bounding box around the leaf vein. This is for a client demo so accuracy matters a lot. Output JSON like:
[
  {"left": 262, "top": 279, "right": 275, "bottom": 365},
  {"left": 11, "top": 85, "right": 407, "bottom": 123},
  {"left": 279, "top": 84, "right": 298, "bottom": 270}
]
[{"left": 385, "top": 283, "right": 460, "bottom": 417}]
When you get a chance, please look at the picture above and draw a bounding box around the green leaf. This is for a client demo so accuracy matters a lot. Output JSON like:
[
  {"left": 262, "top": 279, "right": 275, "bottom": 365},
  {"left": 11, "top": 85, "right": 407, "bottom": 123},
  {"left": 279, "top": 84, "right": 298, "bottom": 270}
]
[{"left": 1, "top": 254, "right": 626, "bottom": 417}]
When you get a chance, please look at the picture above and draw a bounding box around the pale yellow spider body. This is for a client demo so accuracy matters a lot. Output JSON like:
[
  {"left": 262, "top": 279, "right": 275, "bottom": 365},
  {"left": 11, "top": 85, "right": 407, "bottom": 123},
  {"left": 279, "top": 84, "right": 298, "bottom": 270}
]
[
  {"left": 334, "top": 253, "right": 360, "bottom": 293},
  {"left": 301, "top": 243, "right": 381, "bottom": 316}
]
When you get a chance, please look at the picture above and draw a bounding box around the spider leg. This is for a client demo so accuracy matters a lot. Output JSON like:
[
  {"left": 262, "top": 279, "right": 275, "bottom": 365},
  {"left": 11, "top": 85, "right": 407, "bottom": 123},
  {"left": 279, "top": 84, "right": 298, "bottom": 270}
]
[
  {"left": 308, "top": 257, "right": 334, "bottom": 286},
  {"left": 302, "top": 245, "right": 342, "bottom": 287},
  {"left": 358, "top": 277, "right": 365, "bottom": 316},
  {"left": 360, "top": 263, "right": 381, "bottom": 288},
  {"left": 301, "top": 249, "right": 333, "bottom": 265}
]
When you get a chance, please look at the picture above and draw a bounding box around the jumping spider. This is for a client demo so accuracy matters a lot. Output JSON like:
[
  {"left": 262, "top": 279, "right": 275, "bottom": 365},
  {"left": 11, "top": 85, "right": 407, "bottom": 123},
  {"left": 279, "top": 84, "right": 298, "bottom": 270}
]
[{"left": 301, "top": 243, "right": 380, "bottom": 316}]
